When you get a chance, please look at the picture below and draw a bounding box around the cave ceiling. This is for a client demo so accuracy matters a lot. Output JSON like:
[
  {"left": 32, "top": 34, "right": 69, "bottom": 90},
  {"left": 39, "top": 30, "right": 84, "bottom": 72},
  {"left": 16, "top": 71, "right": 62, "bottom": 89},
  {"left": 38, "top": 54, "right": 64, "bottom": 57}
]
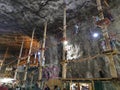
[
  {"left": 0, "top": 0, "right": 118, "bottom": 36},
  {"left": 0, "top": 0, "right": 119, "bottom": 54},
  {"left": 0, "top": 0, "right": 98, "bottom": 35}
]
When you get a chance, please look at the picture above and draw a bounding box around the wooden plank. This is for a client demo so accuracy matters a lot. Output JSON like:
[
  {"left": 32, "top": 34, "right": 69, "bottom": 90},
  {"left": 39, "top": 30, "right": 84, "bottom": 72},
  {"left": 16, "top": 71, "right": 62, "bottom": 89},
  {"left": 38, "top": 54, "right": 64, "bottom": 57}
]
[{"left": 61, "top": 78, "right": 112, "bottom": 81}]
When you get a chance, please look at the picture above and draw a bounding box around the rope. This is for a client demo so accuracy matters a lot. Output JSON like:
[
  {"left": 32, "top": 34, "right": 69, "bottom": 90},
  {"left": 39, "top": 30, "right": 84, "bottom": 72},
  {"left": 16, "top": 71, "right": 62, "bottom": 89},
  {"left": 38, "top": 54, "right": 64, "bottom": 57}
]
[{"left": 67, "top": 54, "right": 102, "bottom": 63}]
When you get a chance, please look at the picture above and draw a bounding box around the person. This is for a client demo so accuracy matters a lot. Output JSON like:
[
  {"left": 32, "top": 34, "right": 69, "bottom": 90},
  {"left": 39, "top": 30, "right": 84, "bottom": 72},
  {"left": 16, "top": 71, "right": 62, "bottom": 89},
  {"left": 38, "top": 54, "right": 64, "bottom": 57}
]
[
  {"left": 54, "top": 85, "right": 57, "bottom": 90},
  {"left": 65, "top": 50, "right": 67, "bottom": 60},
  {"left": 81, "top": 86, "right": 89, "bottom": 90},
  {"left": 54, "top": 85, "right": 60, "bottom": 90},
  {"left": 63, "top": 88, "right": 66, "bottom": 90},
  {"left": 101, "top": 40, "right": 106, "bottom": 51},
  {"left": 34, "top": 83, "right": 39, "bottom": 90},
  {"left": 92, "top": 16, "right": 101, "bottom": 27},
  {"left": 16, "top": 86, "right": 20, "bottom": 90},
  {"left": 71, "top": 84, "right": 77, "bottom": 90},
  {"left": 21, "top": 83, "right": 25, "bottom": 90},
  {"left": 99, "top": 69, "right": 105, "bottom": 78},
  {"left": 44, "top": 84, "right": 50, "bottom": 90},
  {"left": 104, "top": 10, "right": 114, "bottom": 22},
  {"left": 110, "top": 39, "right": 116, "bottom": 50},
  {"left": 0, "top": 83, "right": 8, "bottom": 90},
  {"left": 92, "top": 16, "right": 100, "bottom": 22},
  {"left": 74, "top": 24, "right": 79, "bottom": 34}
]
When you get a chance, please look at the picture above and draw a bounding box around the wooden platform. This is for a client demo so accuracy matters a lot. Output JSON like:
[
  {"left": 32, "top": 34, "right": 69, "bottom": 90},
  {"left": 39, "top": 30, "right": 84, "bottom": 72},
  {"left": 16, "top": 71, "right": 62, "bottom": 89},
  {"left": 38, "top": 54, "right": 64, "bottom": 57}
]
[
  {"left": 61, "top": 78, "right": 113, "bottom": 81},
  {"left": 102, "top": 50, "right": 118, "bottom": 55}
]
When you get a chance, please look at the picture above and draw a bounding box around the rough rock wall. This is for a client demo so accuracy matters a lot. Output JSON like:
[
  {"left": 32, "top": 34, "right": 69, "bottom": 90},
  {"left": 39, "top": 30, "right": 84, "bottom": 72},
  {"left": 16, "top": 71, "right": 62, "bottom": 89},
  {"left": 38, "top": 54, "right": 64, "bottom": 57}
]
[
  {"left": 44, "top": 4, "right": 120, "bottom": 79},
  {"left": 65, "top": 5, "right": 120, "bottom": 78}
]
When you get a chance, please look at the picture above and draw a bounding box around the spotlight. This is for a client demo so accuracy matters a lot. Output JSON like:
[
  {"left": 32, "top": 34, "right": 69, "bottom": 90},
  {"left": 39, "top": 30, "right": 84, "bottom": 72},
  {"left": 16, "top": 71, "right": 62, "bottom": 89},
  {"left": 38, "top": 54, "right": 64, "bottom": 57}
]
[{"left": 93, "top": 33, "right": 99, "bottom": 38}]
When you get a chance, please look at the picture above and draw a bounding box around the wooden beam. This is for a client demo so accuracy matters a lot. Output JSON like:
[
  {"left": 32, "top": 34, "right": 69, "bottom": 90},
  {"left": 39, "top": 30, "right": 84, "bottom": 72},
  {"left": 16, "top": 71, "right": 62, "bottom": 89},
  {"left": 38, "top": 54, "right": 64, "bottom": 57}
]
[
  {"left": 62, "top": 78, "right": 113, "bottom": 81},
  {"left": 0, "top": 47, "right": 9, "bottom": 71},
  {"left": 61, "top": 2, "right": 67, "bottom": 79},
  {"left": 67, "top": 54, "right": 101, "bottom": 63},
  {"left": 38, "top": 21, "right": 47, "bottom": 88},
  {"left": 96, "top": 0, "right": 117, "bottom": 78},
  {"left": 24, "top": 28, "right": 35, "bottom": 81},
  {"left": 14, "top": 39, "right": 24, "bottom": 79},
  {"left": 104, "top": 0, "right": 110, "bottom": 7}
]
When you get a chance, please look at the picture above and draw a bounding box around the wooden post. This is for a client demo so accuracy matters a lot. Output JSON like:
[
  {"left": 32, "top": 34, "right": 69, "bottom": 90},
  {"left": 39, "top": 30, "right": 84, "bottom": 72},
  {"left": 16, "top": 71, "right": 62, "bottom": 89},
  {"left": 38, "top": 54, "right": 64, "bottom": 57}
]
[
  {"left": 62, "top": 1, "right": 67, "bottom": 79},
  {"left": 92, "top": 80, "right": 95, "bottom": 90},
  {"left": 24, "top": 28, "right": 35, "bottom": 81},
  {"left": 0, "top": 47, "right": 9, "bottom": 71},
  {"left": 63, "top": 2, "right": 67, "bottom": 61},
  {"left": 96, "top": 0, "right": 117, "bottom": 78},
  {"left": 14, "top": 39, "right": 24, "bottom": 79},
  {"left": 61, "top": 61, "right": 67, "bottom": 79},
  {"left": 104, "top": 0, "right": 110, "bottom": 7},
  {"left": 38, "top": 21, "right": 47, "bottom": 87},
  {"left": 96, "top": 0, "right": 104, "bottom": 20},
  {"left": 89, "top": 83, "right": 92, "bottom": 90},
  {"left": 30, "top": 71, "right": 34, "bottom": 89},
  {"left": 108, "top": 53, "right": 117, "bottom": 78}
]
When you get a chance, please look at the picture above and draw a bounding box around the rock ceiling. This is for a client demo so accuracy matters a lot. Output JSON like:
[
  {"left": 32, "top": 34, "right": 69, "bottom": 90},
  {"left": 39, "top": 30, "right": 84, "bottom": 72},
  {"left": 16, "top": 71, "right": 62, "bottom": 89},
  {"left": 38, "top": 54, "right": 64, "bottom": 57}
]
[
  {"left": 0, "top": 0, "right": 119, "bottom": 54},
  {"left": 0, "top": 0, "right": 96, "bottom": 35},
  {"left": 0, "top": 0, "right": 97, "bottom": 50},
  {"left": 0, "top": 0, "right": 119, "bottom": 35}
]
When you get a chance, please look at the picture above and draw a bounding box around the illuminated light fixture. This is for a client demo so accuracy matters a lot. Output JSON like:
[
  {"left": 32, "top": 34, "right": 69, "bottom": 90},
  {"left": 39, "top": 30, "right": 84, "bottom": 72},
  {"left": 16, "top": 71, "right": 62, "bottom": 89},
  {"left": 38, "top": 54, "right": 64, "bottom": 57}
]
[
  {"left": 63, "top": 40, "right": 68, "bottom": 45},
  {"left": 61, "top": 37, "right": 68, "bottom": 45},
  {"left": 38, "top": 52, "right": 41, "bottom": 55},
  {"left": 93, "top": 33, "right": 99, "bottom": 38}
]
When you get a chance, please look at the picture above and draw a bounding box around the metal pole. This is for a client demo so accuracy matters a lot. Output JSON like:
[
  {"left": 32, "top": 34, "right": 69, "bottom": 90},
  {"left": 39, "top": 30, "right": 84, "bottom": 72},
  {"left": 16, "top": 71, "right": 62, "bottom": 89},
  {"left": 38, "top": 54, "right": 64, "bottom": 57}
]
[
  {"left": 62, "top": 1, "right": 67, "bottom": 79},
  {"left": 96, "top": 0, "right": 117, "bottom": 78},
  {"left": 14, "top": 39, "right": 24, "bottom": 79},
  {"left": 24, "top": 28, "right": 35, "bottom": 81},
  {"left": 38, "top": 21, "right": 47, "bottom": 87}
]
